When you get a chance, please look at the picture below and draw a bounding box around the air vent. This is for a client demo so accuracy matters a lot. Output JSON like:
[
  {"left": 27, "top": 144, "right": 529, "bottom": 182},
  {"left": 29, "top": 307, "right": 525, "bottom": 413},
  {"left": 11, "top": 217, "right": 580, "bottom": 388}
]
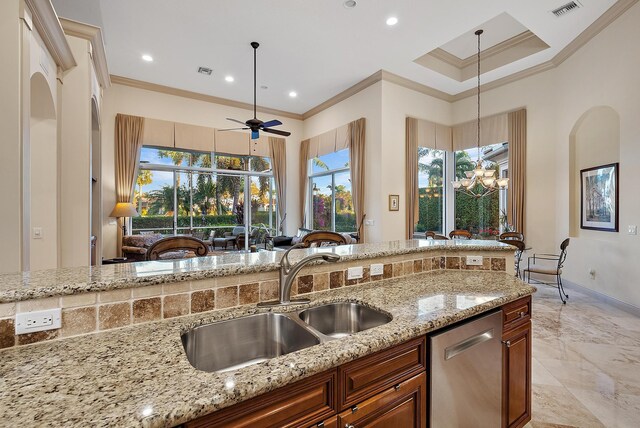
[
  {"left": 197, "top": 66, "right": 212, "bottom": 75},
  {"left": 552, "top": 1, "right": 581, "bottom": 17}
]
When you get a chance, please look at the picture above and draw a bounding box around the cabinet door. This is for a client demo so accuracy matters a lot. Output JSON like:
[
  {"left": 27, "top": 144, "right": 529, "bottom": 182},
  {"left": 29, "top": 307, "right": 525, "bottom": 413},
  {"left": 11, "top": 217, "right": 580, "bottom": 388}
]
[
  {"left": 502, "top": 321, "right": 531, "bottom": 428},
  {"left": 337, "top": 372, "right": 426, "bottom": 428}
]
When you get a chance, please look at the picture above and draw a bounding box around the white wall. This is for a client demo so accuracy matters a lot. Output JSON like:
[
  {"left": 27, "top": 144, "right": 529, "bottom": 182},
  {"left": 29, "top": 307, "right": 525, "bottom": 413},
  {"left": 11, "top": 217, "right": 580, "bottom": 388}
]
[
  {"left": 101, "top": 84, "right": 304, "bottom": 258},
  {"left": 452, "top": 2, "right": 640, "bottom": 308}
]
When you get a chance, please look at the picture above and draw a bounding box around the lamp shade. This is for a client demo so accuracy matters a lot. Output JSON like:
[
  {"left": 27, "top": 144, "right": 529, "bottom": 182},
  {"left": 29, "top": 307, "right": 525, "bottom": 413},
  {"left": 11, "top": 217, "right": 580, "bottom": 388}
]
[{"left": 110, "top": 202, "right": 139, "bottom": 218}]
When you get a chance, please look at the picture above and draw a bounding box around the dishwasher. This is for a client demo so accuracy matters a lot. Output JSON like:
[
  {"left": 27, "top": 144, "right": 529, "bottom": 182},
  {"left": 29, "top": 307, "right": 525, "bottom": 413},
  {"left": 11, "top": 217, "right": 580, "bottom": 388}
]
[{"left": 430, "top": 310, "right": 503, "bottom": 427}]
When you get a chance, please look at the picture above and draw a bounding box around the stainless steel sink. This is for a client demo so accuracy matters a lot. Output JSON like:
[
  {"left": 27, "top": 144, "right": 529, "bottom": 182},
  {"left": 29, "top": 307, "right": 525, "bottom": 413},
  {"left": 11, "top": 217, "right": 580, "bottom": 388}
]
[
  {"left": 181, "top": 313, "right": 320, "bottom": 373},
  {"left": 298, "top": 302, "right": 392, "bottom": 338}
]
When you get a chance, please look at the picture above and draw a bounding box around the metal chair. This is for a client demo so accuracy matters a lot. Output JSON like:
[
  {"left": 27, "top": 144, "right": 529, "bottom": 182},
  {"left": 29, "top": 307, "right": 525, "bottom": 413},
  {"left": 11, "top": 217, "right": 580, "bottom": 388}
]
[
  {"left": 523, "top": 238, "right": 570, "bottom": 304},
  {"left": 499, "top": 239, "right": 525, "bottom": 279},
  {"left": 499, "top": 231, "right": 524, "bottom": 241},
  {"left": 449, "top": 229, "right": 472, "bottom": 240}
]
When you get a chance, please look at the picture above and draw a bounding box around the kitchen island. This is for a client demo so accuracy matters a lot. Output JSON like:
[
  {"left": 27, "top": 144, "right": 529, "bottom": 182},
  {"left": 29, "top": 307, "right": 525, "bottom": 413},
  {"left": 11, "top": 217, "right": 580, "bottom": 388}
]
[{"left": 0, "top": 240, "right": 534, "bottom": 427}]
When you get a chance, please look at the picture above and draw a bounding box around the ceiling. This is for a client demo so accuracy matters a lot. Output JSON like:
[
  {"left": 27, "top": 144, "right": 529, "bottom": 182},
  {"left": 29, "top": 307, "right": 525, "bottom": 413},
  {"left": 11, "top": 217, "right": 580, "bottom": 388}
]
[{"left": 51, "top": 0, "right": 617, "bottom": 114}]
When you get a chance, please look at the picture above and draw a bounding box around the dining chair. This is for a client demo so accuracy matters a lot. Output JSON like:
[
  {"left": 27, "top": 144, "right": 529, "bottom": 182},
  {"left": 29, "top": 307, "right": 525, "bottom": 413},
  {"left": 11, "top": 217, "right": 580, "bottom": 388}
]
[
  {"left": 523, "top": 238, "right": 570, "bottom": 304},
  {"left": 432, "top": 234, "right": 449, "bottom": 240},
  {"left": 449, "top": 229, "right": 472, "bottom": 240},
  {"left": 425, "top": 231, "right": 436, "bottom": 239},
  {"left": 499, "top": 231, "right": 524, "bottom": 241},
  {"left": 499, "top": 239, "right": 526, "bottom": 279},
  {"left": 301, "top": 231, "right": 348, "bottom": 248}
]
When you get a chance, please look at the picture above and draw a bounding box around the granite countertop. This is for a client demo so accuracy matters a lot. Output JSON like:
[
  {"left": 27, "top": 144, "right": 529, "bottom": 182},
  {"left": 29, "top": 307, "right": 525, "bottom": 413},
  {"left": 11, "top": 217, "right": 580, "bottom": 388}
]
[
  {"left": 0, "top": 269, "right": 535, "bottom": 427},
  {"left": 0, "top": 239, "right": 514, "bottom": 303}
]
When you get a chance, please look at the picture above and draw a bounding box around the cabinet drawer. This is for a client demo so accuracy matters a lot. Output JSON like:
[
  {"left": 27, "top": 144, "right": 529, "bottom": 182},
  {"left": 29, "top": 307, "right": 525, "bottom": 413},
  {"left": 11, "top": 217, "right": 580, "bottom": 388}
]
[
  {"left": 185, "top": 370, "right": 336, "bottom": 428},
  {"left": 338, "top": 337, "right": 426, "bottom": 411},
  {"left": 337, "top": 372, "right": 427, "bottom": 428},
  {"left": 502, "top": 296, "right": 531, "bottom": 332}
]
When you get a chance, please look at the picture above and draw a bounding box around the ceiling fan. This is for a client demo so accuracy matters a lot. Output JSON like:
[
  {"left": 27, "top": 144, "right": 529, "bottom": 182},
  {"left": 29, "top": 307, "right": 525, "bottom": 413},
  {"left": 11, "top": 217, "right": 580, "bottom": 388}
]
[{"left": 219, "top": 42, "right": 291, "bottom": 140}]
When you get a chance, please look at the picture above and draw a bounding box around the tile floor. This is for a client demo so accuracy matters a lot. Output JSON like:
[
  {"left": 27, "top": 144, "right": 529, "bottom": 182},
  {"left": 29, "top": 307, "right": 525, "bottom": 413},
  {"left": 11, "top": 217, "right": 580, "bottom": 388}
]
[{"left": 524, "top": 284, "right": 640, "bottom": 428}]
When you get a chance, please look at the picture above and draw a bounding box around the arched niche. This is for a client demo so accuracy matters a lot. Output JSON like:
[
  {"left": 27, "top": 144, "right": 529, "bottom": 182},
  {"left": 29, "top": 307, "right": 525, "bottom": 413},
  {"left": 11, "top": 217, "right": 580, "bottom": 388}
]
[
  {"left": 569, "top": 106, "right": 620, "bottom": 237},
  {"left": 29, "top": 72, "right": 58, "bottom": 270}
]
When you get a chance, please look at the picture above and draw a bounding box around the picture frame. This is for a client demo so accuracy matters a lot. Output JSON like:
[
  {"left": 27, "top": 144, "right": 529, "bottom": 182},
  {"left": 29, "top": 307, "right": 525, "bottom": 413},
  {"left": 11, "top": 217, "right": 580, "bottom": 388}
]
[
  {"left": 580, "top": 163, "right": 618, "bottom": 232},
  {"left": 389, "top": 194, "right": 399, "bottom": 211}
]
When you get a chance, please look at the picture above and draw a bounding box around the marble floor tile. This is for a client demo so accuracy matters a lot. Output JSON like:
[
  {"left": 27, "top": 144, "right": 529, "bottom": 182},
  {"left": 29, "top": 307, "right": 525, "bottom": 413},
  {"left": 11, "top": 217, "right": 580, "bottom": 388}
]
[{"left": 529, "top": 284, "right": 640, "bottom": 427}]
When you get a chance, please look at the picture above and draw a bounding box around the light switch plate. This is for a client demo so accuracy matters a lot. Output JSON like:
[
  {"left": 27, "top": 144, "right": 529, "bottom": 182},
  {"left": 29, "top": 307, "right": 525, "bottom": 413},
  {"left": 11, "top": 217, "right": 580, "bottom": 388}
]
[
  {"left": 628, "top": 225, "right": 637, "bottom": 235},
  {"left": 364, "top": 219, "right": 375, "bottom": 226},
  {"left": 370, "top": 263, "right": 384, "bottom": 276},
  {"left": 32, "top": 227, "right": 43, "bottom": 239},
  {"left": 347, "top": 266, "right": 364, "bottom": 280},
  {"left": 15, "top": 308, "right": 61, "bottom": 335},
  {"left": 466, "top": 255, "right": 483, "bottom": 266}
]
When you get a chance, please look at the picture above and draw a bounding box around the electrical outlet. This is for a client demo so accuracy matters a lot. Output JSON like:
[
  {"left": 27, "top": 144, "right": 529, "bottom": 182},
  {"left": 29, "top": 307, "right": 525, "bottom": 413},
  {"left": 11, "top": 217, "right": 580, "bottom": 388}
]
[
  {"left": 628, "top": 225, "right": 638, "bottom": 235},
  {"left": 347, "top": 266, "right": 364, "bottom": 280},
  {"left": 466, "top": 256, "right": 483, "bottom": 266},
  {"left": 364, "top": 219, "right": 375, "bottom": 226},
  {"left": 32, "top": 227, "right": 43, "bottom": 239},
  {"left": 15, "top": 308, "right": 61, "bottom": 335},
  {"left": 370, "top": 263, "right": 384, "bottom": 276}
]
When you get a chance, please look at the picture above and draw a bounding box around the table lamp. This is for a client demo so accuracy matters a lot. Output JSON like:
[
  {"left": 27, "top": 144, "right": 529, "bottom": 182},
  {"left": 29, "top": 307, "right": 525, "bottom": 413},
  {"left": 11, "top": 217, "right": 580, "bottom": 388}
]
[{"left": 110, "top": 202, "right": 139, "bottom": 236}]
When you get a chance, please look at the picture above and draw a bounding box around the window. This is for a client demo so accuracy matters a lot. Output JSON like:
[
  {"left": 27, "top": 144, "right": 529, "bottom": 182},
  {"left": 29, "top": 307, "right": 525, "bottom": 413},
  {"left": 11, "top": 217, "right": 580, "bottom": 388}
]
[
  {"left": 309, "top": 149, "right": 356, "bottom": 233},
  {"left": 416, "top": 148, "right": 445, "bottom": 235},
  {"left": 132, "top": 147, "right": 277, "bottom": 245},
  {"left": 454, "top": 142, "right": 508, "bottom": 238}
]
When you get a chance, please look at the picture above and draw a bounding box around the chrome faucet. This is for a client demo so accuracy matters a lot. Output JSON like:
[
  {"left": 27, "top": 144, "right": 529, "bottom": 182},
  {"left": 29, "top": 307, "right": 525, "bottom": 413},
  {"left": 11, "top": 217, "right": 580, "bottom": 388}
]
[{"left": 258, "top": 243, "right": 341, "bottom": 307}]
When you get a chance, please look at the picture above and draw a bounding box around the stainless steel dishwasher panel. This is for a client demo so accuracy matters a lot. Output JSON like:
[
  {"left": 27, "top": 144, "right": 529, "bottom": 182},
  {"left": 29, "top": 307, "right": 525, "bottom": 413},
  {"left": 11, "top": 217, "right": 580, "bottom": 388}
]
[{"left": 430, "top": 310, "right": 503, "bottom": 427}]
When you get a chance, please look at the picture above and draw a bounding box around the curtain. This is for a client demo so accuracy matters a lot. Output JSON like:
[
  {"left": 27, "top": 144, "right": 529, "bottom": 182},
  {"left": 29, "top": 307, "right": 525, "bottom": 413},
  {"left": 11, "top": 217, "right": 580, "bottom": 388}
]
[
  {"left": 299, "top": 139, "right": 310, "bottom": 227},
  {"left": 452, "top": 112, "right": 508, "bottom": 151},
  {"left": 348, "top": 118, "right": 366, "bottom": 242},
  {"left": 268, "top": 137, "right": 287, "bottom": 234},
  {"left": 507, "top": 109, "right": 527, "bottom": 234},
  {"left": 405, "top": 117, "right": 419, "bottom": 239},
  {"left": 114, "top": 113, "right": 145, "bottom": 254}
]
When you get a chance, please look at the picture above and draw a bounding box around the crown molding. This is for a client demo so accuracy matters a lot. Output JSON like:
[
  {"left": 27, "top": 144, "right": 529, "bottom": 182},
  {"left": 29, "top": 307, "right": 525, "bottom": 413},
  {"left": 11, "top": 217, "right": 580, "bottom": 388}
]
[
  {"left": 380, "top": 70, "right": 454, "bottom": 102},
  {"left": 110, "top": 75, "right": 304, "bottom": 121},
  {"left": 59, "top": 18, "right": 110, "bottom": 88},
  {"left": 24, "top": 0, "right": 76, "bottom": 71}
]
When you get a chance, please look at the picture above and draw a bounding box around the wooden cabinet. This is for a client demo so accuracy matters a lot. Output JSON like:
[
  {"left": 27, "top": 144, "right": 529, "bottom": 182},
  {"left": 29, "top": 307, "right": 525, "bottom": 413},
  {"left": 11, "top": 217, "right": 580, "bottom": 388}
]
[
  {"left": 312, "top": 415, "right": 338, "bottom": 428},
  {"left": 502, "top": 296, "right": 532, "bottom": 428},
  {"left": 185, "top": 370, "right": 336, "bottom": 428},
  {"left": 337, "top": 372, "right": 427, "bottom": 428}
]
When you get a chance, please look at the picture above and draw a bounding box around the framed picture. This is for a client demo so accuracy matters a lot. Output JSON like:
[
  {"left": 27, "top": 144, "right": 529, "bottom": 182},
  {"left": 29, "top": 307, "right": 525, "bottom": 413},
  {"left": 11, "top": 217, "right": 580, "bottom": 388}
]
[
  {"left": 389, "top": 194, "right": 399, "bottom": 211},
  {"left": 581, "top": 163, "right": 619, "bottom": 232}
]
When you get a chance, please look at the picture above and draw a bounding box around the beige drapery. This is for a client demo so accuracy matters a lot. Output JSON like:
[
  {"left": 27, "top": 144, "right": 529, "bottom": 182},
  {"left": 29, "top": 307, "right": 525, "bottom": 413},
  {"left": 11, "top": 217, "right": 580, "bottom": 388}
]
[
  {"left": 114, "top": 113, "right": 145, "bottom": 254},
  {"left": 348, "top": 118, "right": 366, "bottom": 242},
  {"left": 299, "top": 139, "right": 310, "bottom": 226},
  {"left": 405, "top": 118, "right": 419, "bottom": 239},
  {"left": 268, "top": 137, "right": 287, "bottom": 233},
  {"left": 452, "top": 112, "right": 508, "bottom": 151},
  {"left": 507, "top": 109, "right": 527, "bottom": 234}
]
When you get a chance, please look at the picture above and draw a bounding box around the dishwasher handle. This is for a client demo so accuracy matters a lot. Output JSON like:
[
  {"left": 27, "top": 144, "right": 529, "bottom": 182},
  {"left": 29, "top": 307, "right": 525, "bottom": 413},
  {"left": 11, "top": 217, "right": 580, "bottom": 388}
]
[{"left": 444, "top": 328, "right": 495, "bottom": 360}]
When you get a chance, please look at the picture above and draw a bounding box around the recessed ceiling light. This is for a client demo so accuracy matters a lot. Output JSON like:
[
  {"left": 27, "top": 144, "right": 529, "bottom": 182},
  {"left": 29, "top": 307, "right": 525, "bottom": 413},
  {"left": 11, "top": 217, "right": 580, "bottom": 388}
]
[
  {"left": 225, "top": 75, "right": 234, "bottom": 82},
  {"left": 344, "top": 1, "right": 357, "bottom": 9},
  {"left": 386, "top": 16, "right": 398, "bottom": 26},
  {"left": 289, "top": 91, "right": 298, "bottom": 98},
  {"left": 141, "top": 54, "right": 153, "bottom": 62}
]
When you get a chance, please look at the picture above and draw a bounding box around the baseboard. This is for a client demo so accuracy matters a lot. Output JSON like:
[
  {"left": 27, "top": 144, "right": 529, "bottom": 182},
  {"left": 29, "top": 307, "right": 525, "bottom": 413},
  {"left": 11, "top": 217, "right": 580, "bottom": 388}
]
[{"left": 562, "top": 279, "right": 640, "bottom": 317}]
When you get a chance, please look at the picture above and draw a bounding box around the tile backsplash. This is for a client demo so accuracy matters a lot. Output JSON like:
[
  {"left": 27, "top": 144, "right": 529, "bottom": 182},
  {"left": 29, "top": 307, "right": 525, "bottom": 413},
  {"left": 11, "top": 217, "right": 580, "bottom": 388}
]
[{"left": 0, "top": 252, "right": 509, "bottom": 350}]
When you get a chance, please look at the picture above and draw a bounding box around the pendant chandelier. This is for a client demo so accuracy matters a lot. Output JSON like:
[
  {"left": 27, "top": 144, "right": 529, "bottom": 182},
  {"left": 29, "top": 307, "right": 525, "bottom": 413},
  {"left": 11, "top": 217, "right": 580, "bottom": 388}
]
[{"left": 451, "top": 29, "right": 508, "bottom": 197}]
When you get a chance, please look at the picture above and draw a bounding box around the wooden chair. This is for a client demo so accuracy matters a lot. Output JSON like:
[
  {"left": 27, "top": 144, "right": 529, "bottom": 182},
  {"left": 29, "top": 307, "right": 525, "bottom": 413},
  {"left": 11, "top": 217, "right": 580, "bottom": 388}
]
[
  {"left": 500, "top": 239, "right": 526, "bottom": 279},
  {"left": 432, "top": 234, "right": 449, "bottom": 240},
  {"left": 523, "top": 238, "right": 570, "bottom": 304},
  {"left": 425, "top": 231, "right": 436, "bottom": 239},
  {"left": 301, "top": 231, "right": 348, "bottom": 248},
  {"left": 499, "top": 231, "right": 524, "bottom": 241},
  {"left": 146, "top": 236, "right": 208, "bottom": 261},
  {"left": 449, "top": 229, "right": 472, "bottom": 240}
]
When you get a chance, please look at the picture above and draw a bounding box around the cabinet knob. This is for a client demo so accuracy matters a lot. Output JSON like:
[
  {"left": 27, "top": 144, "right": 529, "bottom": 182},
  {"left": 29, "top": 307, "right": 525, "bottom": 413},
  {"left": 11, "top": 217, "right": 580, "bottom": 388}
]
[
  {"left": 394, "top": 384, "right": 401, "bottom": 391},
  {"left": 351, "top": 405, "right": 358, "bottom": 413},
  {"left": 345, "top": 425, "right": 355, "bottom": 428},
  {"left": 519, "top": 311, "right": 526, "bottom": 318},
  {"left": 502, "top": 340, "right": 511, "bottom": 348}
]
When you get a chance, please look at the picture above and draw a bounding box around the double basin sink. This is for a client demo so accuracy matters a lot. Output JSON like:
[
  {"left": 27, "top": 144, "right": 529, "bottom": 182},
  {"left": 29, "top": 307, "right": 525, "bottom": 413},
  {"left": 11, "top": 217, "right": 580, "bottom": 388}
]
[{"left": 181, "top": 302, "right": 392, "bottom": 373}]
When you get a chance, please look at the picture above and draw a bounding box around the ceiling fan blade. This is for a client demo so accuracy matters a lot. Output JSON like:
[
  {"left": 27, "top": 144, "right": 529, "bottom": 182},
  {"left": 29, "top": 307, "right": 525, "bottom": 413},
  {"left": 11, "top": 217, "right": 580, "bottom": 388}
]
[
  {"left": 262, "top": 127, "right": 291, "bottom": 137},
  {"left": 260, "top": 120, "right": 282, "bottom": 128},
  {"left": 218, "top": 127, "right": 249, "bottom": 131},
  {"left": 226, "top": 118, "right": 247, "bottom": 125}
]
